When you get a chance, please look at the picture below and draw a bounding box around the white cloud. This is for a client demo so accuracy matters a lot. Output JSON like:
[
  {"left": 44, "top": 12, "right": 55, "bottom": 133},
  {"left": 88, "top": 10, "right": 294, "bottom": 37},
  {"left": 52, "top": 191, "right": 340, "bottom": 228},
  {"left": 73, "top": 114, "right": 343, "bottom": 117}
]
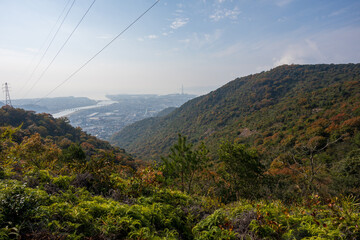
[
  {"left": 162, "top": 31, "right": 174, "bottom": 36},
  {"left": 274, "top": 39, "right": 324, "bottom": 66},
  {"left": 329, "top": 8, "right": 346, "bottom": 17},
  {"left": 170, "top": 18, "right": 189, "bottom": 29},
  {"left": 180, "top": 39, "right": 191, "bottom": 44},
  {"left": 174, "top": 9, "right": 184, "bottom": 17},
  {"left": 96, "top": 34, "right": 113, "bottom": 39},
  {"left": 25, "top": 48, "right": 38, "bottom": 53},
  {"left": 210, "top": 7, "right": 241, "bottom": 22},
  {"left": 137, "top": 34, "right": 159, "bottom": 41},
  {"left": 0, "top": 48, "right": 29, "bottom": 58},
  {"left": 212, "top": 42, "right": 244, "bottom": 58},
  {"left": 273, "top": 27, "right": 360, "bottom": 66},
  {"left": 180, "top": 29, "right": 223, "bottom": 48},
  {"left": 275, "top": 0, "right": 293, "bottom": 7},
  {"left": 277, "top": 17, "right": 287, "bottom": 22},
  {"left": 147, "top": 35, "right": 158, "bottom": 39}
]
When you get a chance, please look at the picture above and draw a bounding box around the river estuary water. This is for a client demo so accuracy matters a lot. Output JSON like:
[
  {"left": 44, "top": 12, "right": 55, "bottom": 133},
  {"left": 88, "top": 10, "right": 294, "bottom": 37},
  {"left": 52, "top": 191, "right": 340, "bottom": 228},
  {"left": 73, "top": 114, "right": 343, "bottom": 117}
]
[{"left": 52, "top": 100, "right": 118, "bottom": 118}]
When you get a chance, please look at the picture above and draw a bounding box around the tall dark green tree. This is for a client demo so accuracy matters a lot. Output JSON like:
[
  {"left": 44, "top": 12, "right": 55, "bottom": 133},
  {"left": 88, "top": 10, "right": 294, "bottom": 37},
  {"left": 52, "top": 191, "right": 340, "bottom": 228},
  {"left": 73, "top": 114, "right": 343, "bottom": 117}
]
[
  {"left": 219, "top": 141, "right": 264, "bottom": 200},
  {"left": 162, "top": 134, "right": 209, "bottom": 194},
  {"left": 61, "top": 143, "right": 86, "bottom": 164}
]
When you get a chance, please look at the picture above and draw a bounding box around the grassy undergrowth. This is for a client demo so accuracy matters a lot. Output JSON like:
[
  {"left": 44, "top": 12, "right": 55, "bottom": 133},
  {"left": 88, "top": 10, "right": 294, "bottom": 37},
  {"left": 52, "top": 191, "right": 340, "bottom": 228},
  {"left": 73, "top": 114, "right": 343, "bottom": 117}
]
[{"left": 1, "top": 170, "right": 359, "bottom": 239}]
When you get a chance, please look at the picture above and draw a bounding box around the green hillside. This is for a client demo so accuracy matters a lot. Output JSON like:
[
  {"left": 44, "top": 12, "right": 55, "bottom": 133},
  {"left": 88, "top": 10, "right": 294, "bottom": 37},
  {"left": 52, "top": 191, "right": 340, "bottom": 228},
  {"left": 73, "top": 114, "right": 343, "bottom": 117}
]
[
  {"left": 0, "top": 106, "right": 134, "bottom": 166},
  {"left": 1, "top": 77, "right": 359, "bottom": 238},
  {"left": 1, "top": 107, "right": 359, "bottom": 239},
  {"left": 111, "top": 64, "right": 360, "bottom": 161}
]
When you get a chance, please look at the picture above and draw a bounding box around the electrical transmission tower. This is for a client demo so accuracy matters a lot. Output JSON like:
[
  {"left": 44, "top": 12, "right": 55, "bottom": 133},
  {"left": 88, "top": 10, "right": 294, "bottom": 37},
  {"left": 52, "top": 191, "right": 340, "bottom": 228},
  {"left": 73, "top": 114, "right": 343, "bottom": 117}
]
[{"left": 2, "top": 82, "right": 13, "bottom": 107}]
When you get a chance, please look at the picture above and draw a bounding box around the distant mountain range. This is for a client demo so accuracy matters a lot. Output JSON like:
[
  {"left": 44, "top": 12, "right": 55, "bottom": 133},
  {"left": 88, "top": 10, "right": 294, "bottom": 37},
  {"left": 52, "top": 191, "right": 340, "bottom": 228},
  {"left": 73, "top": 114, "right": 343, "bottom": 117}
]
[
  {"left": 110, "top": 64, "right": 360, "bottom": 161},
  {"left": 8, "top": 97, "right": 97, "bottom": 113},
  {"left": 1, "top": 94, "right": 196, "bottom": 142},
  {"left": 0, "top": 105, "right": 134, "bottom": 164},
  {"left": 68, "top": 94, "right": 196, "bottom": 140}
]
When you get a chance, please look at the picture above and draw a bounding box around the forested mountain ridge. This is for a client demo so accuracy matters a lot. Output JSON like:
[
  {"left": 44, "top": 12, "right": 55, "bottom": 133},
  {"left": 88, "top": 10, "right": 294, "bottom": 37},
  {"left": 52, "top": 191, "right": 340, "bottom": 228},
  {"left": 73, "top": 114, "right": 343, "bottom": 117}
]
[
  {"left": 1, "top": 65, "right": 360, "bottom": 239},
  {"left": 0, "top": 106, "right": 134, "bottom": 165},
  {"left": 111, "top": 63, "right": 360, "bottom": 161},
  {"left": 8, "top": 96, "right": 97, "bottom": 113}
]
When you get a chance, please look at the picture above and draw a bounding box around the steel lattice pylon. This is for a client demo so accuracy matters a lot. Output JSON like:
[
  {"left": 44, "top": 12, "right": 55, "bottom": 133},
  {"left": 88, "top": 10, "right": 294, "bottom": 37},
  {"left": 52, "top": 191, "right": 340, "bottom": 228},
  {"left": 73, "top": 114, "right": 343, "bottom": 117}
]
[{"left": 3, "top": 82, "right": 12, "bottom": 107}]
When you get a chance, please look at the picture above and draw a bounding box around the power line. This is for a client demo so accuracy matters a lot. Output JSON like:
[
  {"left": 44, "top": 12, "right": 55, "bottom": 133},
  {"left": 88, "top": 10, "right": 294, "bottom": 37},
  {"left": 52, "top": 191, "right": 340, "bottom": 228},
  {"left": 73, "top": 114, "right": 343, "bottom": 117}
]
[
  {"left": 35, "top": 0, "right": 160, "bottom": 103},
  {"left": 24, "top": 0, "right": 97, "bottom": 97},
  {"left": 22, "top": 0, "right": 77, "bottom": 98},
  {"left": 35, "top": 0, "right": 74, "bottom": 58},
  {"left": 17, "top": 0, "right": 73, "bottom": 96}
]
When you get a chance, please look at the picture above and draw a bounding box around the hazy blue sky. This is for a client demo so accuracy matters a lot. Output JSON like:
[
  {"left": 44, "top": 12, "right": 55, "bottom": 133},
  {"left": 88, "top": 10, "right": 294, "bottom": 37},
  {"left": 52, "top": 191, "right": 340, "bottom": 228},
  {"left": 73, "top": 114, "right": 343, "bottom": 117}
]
[{"left": 1, "top": 0, "right": 359, "bottom": 99}]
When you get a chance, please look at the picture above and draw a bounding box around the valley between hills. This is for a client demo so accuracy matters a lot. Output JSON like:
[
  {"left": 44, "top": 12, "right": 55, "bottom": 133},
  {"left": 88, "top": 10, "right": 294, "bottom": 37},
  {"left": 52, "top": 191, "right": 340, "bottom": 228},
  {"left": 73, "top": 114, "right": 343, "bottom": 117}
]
[{"left": 0, "top": 64, "right": 359, "bottom": 239}]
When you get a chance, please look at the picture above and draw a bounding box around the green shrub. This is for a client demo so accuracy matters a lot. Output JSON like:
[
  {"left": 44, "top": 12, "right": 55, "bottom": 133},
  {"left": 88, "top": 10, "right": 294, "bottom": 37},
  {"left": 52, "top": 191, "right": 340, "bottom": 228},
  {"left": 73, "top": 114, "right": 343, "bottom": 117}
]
[
  {"left": 0, "top": 167, "right": 4, "bottom": 179},
  {"left": 0, "top": 180, "right": 49, "bottom": 234},
  {"left": 193, "top": 209, "right": 237, "bottom": 240},
  {"left": 52, "top": 175, "right": 73, "bottom": 190},
  {"left": 250, "top": 195, "right": 360, "bottom": 239}
]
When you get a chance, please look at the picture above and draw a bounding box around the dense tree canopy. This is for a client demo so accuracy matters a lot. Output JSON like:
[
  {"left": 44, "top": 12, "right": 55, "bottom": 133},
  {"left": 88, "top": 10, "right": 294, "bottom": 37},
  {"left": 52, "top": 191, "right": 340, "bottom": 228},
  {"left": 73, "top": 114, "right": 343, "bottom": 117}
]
[
  {"left": 112, "top": 64, "right": 360, "bottom": 163},
  {"left": 1, "top": 64, "right": 360, "bottom": 239}
]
